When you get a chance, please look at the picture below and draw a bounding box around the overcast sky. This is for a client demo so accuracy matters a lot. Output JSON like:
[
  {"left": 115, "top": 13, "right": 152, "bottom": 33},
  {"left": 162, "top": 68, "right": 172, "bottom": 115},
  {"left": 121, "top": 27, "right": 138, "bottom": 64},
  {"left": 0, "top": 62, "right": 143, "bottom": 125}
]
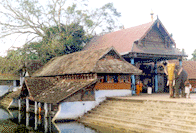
[{"left": 1, "top": 0, "right": 195, "bottom": 59}]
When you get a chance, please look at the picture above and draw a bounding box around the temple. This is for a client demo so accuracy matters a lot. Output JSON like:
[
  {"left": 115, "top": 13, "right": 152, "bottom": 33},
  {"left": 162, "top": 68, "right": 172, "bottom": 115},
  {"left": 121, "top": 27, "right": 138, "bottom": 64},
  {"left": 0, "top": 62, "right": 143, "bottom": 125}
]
[{"left": 83, "top": 18, "right": 187, "bottom": 93}]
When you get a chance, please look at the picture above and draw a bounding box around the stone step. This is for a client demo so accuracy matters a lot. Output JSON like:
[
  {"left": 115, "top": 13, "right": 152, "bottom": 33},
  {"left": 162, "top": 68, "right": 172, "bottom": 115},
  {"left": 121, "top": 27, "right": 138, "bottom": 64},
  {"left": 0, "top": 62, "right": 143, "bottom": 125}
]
[
  {"left": 81, "top": 118, "right": 162, "bottom": 133},
  {"left": 94, "top": 103, "right": 196, "bottom": 120},
  {"left": 97, "top": 103, "right": 196, "bottom": 116},
  {"left": 85, "top": 113, "right": 196, "bottom": 132},
  {"left": 81, "top": 115, "right": 195, "bottom": 133},
  {"left": 88, "top": 109, "right": 196, "bottom": 127},
  {"left": 81, "top": 98, "right": 196, "bottom": 133},
  {"left": 104, "top": 100, "right": 196, "bottom": 111}
]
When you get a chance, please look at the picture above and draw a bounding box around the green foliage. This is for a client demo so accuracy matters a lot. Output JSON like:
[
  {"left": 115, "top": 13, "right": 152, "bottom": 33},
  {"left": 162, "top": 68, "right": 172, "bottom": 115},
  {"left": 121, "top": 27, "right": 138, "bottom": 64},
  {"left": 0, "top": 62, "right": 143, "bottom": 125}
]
[
  {"left": 0, "top": 0, "right": 121, "bottom": 74},
  {"left": 191, "top": 49, "right": 196, "bottom": 61}
]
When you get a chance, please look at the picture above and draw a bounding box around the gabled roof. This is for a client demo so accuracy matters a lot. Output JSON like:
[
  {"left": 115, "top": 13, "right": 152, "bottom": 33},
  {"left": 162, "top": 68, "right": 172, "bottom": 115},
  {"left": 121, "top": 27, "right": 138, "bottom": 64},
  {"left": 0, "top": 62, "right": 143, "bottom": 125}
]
[
  {"left": 83, "top": 19, "right": 184, "bottom": 57},
  {"left": 83, "top": 21, "right": 154, "bottom": 54},
  {"left": 167, "top": 60, "right": 196, "bottom": 79},
  {"left": 32, "top": 47, "right": 142, "bottom": 76},
  {"left": 25, "top": 77, "right": 97, "bottom": 103}
]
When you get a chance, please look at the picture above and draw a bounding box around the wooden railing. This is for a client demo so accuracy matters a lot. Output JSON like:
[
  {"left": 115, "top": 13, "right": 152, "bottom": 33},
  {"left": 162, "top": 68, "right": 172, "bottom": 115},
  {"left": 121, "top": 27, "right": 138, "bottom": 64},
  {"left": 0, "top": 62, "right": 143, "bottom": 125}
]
[{"left": 94, "top": 82, "right": 131, "bottom": 90}]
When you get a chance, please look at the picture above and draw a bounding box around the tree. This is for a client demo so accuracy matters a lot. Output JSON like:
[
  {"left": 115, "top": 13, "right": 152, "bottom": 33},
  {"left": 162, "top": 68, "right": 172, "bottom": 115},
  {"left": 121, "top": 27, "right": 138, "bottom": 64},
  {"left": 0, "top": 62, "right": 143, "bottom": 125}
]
[
  {"left": 191, "top": 49, "right": 196, "bottom": 61},
  {"left": 22, "top": 23, "right": 87, "bottom": 63},
  {"left": 0, "top": 0, "right": 121, "bottom": 44},
  {"left": 0, "top": 0, "right": 122, "bottom": 74}
]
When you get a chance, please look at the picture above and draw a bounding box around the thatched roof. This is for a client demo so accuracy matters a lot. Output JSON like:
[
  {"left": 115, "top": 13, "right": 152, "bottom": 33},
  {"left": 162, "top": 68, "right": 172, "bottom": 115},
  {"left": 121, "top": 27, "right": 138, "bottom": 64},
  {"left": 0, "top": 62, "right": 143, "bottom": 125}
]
[
  {"left": 18, "top": 60, "right": 44, "bottom": 76},
  {"left": 25, "top": 77, "right": 97, "bottom": 103},
  {"left": 32, "top": 47, "right": 142, "bottom": 76}
]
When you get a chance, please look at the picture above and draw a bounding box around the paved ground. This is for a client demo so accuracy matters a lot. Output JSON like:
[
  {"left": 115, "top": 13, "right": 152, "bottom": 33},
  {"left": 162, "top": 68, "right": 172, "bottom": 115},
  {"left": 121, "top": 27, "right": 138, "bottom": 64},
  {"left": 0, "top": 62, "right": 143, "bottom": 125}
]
[{"left": 112, "top": 93, "right": 196, "bottom": 103}]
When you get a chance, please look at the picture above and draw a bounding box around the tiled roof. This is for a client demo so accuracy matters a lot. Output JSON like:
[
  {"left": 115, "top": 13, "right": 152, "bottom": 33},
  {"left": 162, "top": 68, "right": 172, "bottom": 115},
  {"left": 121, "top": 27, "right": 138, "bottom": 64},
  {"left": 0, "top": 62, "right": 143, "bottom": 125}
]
[
  {"left": 25, "top": 77, "right": 97, "bottom": 103},
  {"left": 83, "top": 21, "right": 154, "bottom": 54},
  {"left": 83, "top": 19, "right": 184, "bottom": 57}
]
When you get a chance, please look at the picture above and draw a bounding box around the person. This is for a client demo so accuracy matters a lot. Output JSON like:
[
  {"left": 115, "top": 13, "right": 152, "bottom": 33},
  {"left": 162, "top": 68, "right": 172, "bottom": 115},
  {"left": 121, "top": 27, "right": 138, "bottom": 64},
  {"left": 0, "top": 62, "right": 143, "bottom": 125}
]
[
  {"left": 185, "top": 81, "right": 192, "bottom": 98},
  {"left": 136, "top": 80, "right": 143, "bottom": 96}
]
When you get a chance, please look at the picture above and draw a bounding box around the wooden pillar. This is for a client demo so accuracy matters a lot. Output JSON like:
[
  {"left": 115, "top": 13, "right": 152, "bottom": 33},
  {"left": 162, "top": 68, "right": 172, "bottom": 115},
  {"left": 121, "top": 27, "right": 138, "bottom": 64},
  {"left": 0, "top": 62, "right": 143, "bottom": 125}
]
[
  {"left": 44, "top": 117, "right": 48, "bottom": 132},
  {"left": 26, "top": 113, "right": 29, "bottom": 127},
  {"left": 26, "top": 97, "right": 29, "bottom": 112},
  {"left": 35, "top": 113, "right": 38, "bottom": 130},
  {"left": 18, "top": 110, "right": 21, "bottom": 123},
  {"left": 35, "top": 101, "right": 38, "bottom": 114},
  {"left": 131, "top": 58, "right": 136, "bottom": 94},
  {"left": 18, "top": 99, "right": 21, "bottom": 111},
  {"left": 44, "top": 102, "right": 48, "bottom": 117},
  {"left": 49, "top": 103, "right": 52, "bottom": 114},
  {"left": 179, "top": 58, "right": 182, "bottom": 67},
  {"left": 38, "top": 102, "right": 41, "bottom": 114},
  {"left": 154, "top": 60, "right": 158, "bottom": 92}
]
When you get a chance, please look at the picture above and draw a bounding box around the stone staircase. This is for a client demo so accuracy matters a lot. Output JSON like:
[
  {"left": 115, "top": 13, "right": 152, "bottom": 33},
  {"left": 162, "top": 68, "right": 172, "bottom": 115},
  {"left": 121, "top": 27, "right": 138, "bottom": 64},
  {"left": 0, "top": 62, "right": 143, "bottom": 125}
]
[{"left": 79, "top": 97, "right": 196, "bottom": 133}]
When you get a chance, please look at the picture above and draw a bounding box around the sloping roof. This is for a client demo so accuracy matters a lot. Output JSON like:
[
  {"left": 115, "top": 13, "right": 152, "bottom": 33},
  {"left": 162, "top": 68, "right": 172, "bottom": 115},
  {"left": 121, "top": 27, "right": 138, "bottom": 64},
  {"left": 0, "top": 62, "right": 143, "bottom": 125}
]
[
  {"left": 94, "top": 58, "right": 141, "bottom": 73},
  {"left": 83, "top": 21, "right": 154, "bottom": 54},
  {"left": 0, "top": 74, "right": 20, "bottom": 80},
  {"left": 167, "top": 60, "right": 196, "bottom": 79},
  {"left": 25, "top": 77, "right": 97, "bottom": 103},
  {"left": 83, "top": 19, "right": 184, "bottom": 57},
  {"left": 18, "top": 60, "right": 44, "bottom": 76},
  {"left": 32, "top": 47, "right": 142, "bottom": 76}
]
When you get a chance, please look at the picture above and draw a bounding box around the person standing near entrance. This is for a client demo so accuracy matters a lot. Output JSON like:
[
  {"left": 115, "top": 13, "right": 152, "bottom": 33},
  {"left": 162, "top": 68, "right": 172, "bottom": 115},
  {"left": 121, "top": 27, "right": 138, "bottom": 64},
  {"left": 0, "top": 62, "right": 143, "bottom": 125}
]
[
  {"left": 136, "top": 81, "right": 143, "bottom": 96},
  {"left": 185, "top": 81, "right": 192, "bottom": 98}
]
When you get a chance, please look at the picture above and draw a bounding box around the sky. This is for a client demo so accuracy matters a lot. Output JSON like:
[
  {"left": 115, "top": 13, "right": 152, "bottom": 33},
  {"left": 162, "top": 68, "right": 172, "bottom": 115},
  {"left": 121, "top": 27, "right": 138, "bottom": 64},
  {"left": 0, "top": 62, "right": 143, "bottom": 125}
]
[
  {"left": 88, "top": 0, "right": 196, "bottom": 59},
  {"left": 0, "top": 0, "right": 195, "bottom": 59}
]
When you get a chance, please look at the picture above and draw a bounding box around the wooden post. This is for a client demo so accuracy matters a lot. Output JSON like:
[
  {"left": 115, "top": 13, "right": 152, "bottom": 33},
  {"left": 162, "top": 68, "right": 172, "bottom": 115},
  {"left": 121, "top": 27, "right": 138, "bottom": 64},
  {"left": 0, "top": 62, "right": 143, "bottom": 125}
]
[
  {"left": 155, "top": 60, "right": 158, "bottom": 92},
  {"left": 38, "top": 102, "right": 41, "bottom": 114},
  {"left": 179, "top": 58, "right": 182, "bottom": 67},
  {"left": 44, "top": 102, "right": 48, "bottom": 117},
  {"left": 26, "top": 113, "right": 29, "bottom": 127},
  {"left": 26, "top": 97, "right": 29, "bottom": 112},
  {"left": 35, "top": 101, "right": 38, "bottom": 114},
  {"left": 44, "top": 116, "right": 48, "bottom": 132},
  {"left": 49, "top": 103, "right": 52, "bottom": 113},
  {"left": 18, "top": 99, "right": 21, "bottom": 111},
  {"left": 35, "top": 113, "right": 38, "bottom": 130},
  {"left": 18, "top": 110, "right": 21, "bottom": 123},
  {"left": 131, "top": 58, "right": 136, "bottom": 94}
]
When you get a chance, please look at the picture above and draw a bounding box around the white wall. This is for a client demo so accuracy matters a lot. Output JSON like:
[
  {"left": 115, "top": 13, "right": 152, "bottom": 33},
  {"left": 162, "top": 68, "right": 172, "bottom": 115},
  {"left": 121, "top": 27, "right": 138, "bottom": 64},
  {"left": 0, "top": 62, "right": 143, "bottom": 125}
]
[{"left": 54, "top": 89, "right": 132, "bottom": 120}]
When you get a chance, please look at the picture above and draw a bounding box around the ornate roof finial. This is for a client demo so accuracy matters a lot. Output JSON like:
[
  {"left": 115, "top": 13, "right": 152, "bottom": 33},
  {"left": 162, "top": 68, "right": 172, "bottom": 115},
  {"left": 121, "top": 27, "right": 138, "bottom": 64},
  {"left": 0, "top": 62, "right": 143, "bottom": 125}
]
[{"left": 150, "top": 10, "right": 154, "bottom": 21}]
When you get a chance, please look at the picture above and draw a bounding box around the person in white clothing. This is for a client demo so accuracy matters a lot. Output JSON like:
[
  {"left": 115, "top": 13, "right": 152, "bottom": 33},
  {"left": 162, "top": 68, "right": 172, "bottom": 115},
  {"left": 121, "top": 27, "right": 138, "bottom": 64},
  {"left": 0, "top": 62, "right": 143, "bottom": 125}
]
[{"left": 185, "top": 81, "right": 192, "bottom": 98}]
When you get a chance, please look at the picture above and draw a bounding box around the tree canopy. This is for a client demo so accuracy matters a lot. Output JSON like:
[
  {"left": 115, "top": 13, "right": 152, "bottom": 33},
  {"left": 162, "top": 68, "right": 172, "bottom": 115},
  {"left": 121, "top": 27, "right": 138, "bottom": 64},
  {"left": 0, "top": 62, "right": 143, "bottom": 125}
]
[
  {"left": 0, "top": 0, "right": 121, "bottom": 42},
  {"left": 0, "top": 0, "right": 122, "bottom": 74},
  {"left": 191, "top": 49, "right": 196, "bottom": 61}
]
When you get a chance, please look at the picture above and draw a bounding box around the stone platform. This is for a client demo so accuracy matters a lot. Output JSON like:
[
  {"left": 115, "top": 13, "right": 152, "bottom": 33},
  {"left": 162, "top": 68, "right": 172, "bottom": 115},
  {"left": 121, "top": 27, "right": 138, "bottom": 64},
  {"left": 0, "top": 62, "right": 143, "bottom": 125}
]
[
  {"left": 111, "top": 93, "right": 196, "bottom": 103},
  {"left": 79, "top": 93, "right": 196, "bottom": 133}
]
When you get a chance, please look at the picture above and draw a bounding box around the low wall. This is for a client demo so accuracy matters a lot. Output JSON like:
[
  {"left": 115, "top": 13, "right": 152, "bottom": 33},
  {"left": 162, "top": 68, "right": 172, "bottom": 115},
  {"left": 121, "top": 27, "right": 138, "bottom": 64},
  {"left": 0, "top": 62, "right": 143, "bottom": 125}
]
[{"left": 54, "top": 89, "right": 132, "bottom": 121}]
